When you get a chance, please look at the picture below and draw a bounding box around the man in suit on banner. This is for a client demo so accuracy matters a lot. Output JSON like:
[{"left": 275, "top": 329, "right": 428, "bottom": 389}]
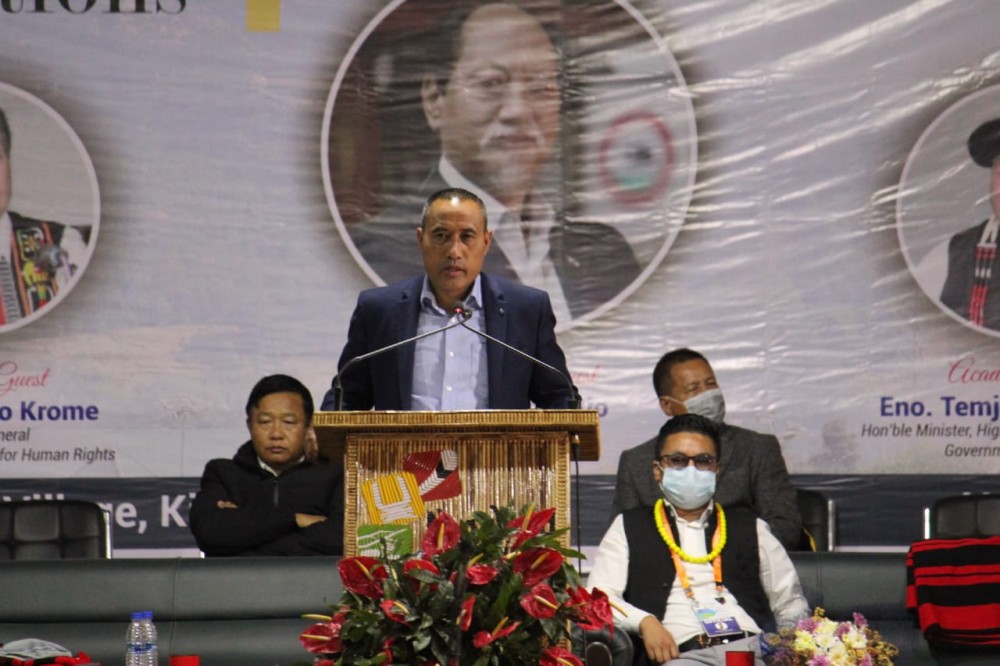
[
  {"left": 611, "top": 348, "right": 802, "bottom": 550},
  {"left": 322, "top": 186, "right": 576, "bottom": 411},
  {"left": 0, "top": 106, "right": 88, "bottom": 326},
  {"left": 347, "top": 2, "right": 640, "bottom": 322},
  {"left": 915, "top": 117, "right": 1000, "bottom": 330}
]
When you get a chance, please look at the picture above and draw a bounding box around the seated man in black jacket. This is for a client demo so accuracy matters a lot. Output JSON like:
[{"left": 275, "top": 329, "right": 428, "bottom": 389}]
[{"left": 189, "top": 374, "right": 343, "bottom": 556}]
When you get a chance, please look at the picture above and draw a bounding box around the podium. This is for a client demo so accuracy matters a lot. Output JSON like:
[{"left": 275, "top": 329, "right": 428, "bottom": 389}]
[{"left": 314, "top": 410, "right": 600, "bottom": 557}]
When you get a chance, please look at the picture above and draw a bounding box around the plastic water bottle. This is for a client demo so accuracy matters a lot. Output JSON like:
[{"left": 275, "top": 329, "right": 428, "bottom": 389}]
[
  {"left": 126, "top": 611, "right": 158, "bottom": 666},
  {"left": 143, "top": 611, "right": 159, "bottom": 666},
  {"left": 126, "top": 611, "right": 146, "bottom": 666}
]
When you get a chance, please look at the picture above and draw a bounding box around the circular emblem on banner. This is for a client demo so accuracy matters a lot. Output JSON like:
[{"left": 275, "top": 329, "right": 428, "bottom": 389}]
[
  {"left": 898, "top": 84, "right": 1000, "bottom": 337},
  {"left": 598, "top": 111, "right": 675, "bottom": 206},
  {"left": 0, "top": 83, "right": 100, "bottom": 334},
  {"left": 322, "top": 0, "right": 697, "bottom": 331}
]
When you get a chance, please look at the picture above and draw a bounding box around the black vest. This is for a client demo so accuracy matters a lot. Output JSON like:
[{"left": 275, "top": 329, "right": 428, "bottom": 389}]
[
  {"left": 940, "top": 220, "right": 1000, "bottom": 329},
  {"left": 621, "top": 504, "right": 775, "bottom": 633}
]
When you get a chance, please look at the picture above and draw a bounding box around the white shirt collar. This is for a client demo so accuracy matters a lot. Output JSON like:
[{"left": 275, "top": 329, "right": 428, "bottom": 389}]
[
  {"left": 667, "top": 499, "right": 716, "bottom": 527},
  {"left": 420, "top": 273, "right": 483, "bottom": 314},
  {"left": 438, "top": 156, "right": 507, "bottom": 226},
  {"left": 437, "top": 155, "right": 556, "bottom": 236},
  {"left": 980, "top": 214, "right": 1000, "bottom": 246}
]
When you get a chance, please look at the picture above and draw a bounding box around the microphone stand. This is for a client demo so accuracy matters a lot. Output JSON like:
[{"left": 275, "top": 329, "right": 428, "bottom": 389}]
[
  {"left": 452, "top": 307, "right": 581, "bottom": 409},
  {"left": 453, "top": 306, "right": 586, "bottom": 560}
]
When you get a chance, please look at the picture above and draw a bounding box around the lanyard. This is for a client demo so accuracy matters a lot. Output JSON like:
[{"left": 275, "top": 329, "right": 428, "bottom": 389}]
[{"left": 659, "top": 501, "right": 726, "bottom": 603}]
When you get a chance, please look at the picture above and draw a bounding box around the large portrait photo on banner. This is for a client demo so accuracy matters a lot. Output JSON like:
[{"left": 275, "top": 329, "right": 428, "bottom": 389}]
[
  {"left": 321, "top": 0, "right": 697, "bottom": 330},
  {"left": 0, "top": 83, "right": 99, "bottom": 334},
  {"left": 898, "top": 83, "right": 1000, "bottom": 337}
]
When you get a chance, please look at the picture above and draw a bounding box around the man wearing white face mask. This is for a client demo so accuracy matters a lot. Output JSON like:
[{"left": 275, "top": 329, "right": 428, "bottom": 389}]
[
  {"left": 590, "top": 415, "right": 809, "bottom": 665},
  {"left": 612, "top": 348, "right": 801, "bottom": 550}
]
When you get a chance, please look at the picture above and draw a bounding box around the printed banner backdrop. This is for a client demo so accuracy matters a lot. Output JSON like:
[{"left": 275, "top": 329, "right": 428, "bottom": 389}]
[{"left": 1, "top": 0, "right": 999, "bottom": 553}]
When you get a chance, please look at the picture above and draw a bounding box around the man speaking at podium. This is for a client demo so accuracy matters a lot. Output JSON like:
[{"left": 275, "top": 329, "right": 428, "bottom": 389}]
[{"left": 321, "top": 187, "right": 576, "bottom": 412}]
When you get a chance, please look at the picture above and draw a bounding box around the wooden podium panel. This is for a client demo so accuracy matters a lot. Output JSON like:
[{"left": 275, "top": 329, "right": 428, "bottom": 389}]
[{"left": 313, "top": 410, "right": 599, "bottom": 557}]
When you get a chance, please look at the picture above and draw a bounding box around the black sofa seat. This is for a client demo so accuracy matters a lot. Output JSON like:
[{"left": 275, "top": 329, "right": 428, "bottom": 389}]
[{"left": 0, "top": 557, "right": 344, "bottom": 666}]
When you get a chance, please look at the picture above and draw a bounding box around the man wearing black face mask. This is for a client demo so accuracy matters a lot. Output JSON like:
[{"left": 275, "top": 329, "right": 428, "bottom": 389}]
[{"left": 611, "top": 348, "right": 802, "bottom": 550}]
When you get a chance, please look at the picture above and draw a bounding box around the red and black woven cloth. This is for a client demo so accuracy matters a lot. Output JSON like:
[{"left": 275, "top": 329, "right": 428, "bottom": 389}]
[
  {"left": 0, "top": 655, "right": 96, "bottom": 666},
  {"left": 906, "top": 536, "right": 1000, "bottom": 647}
]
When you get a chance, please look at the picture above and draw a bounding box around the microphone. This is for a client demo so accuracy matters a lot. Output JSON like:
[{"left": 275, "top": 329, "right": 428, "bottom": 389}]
[
  {"left": 330, "top": 305, "right": 472, "bottom": 411},
  {"left": 451, "top": 304, "right": 581, "bottom": 409}
]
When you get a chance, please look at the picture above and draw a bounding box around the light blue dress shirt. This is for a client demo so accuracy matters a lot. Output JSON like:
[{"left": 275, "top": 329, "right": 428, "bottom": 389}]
[{"left": 410, "top": 276, "right": 489, "bottom": 410}]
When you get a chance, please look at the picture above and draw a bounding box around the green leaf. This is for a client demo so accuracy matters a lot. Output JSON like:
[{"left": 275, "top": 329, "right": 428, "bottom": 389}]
[
  {"left": 412, "top": 630, "right": 431, "bottom": 651},
  {"left": 430, "top": 632, "right": 454, "bottom": 665},
  {"left": 405, "top": 567, "right": 446, "bottom": 585},
  {"left": 540, "top": 616, "right": 567, "bottom": 641}
]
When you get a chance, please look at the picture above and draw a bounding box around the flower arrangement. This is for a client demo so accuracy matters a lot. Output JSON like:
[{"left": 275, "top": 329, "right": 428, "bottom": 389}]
[
  {"left": 761, "top": 608, "right": 898, "bottom": 666},
  {"left": 298, "top": 504, "right": 613, "bottom": 666}
]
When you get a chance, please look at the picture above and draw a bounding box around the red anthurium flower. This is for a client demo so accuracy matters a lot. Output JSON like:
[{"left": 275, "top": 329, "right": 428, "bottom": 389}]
[
  {"left": 314, "top": 660, "right": 335, "bottom": 666},
  {"left": 581, "top": 588, "right": 615, "bottom": 633},
  {"left": 566, "top": 586, "right": 596, "bottom": 614},
  {"left": 457, "top": 594, "right": 476, "bottom": 631},
  {"left": 422, "top": 512, "right": 461, "bottom": 556},
  {"left": 566, "top": 586, "right": 614, "bottom": 634},
  {"left": 403, "top": 558, "right": 441, "bottom": 577},
  {"left": 519, "top": 582, "right": 560, "bottom": 619},
  {"left": 380, "top": 598, "right": 410, "bottom": 625},
  {"left": 466, "top": 563, "right": 499, "bottom": 585},
  {"left": 512, "top": 547, "right": 564, "bottom": 586},
  {"left": 540, "top": 645, "right": 584, "bottom": 666},
  {"left": 338, "top": 556, "right": 388, "bottom": 598},
  {"left": 566, "top": 585, "right": 591, "bottom": 605},
  {"left": 382, "top": 637, "right": 395, "bottom": 664},
  {"left": 403, "top": 557, "right": 441, "bottom": 593},
  {"left": 507, "top": 506, "right": 556, "bottom": 549},
  {"left": 299, "top": 621, "right": 343, "bottom": 655},
  {"left": 472, "top": 618, "right": 520, "bottom": 648}
]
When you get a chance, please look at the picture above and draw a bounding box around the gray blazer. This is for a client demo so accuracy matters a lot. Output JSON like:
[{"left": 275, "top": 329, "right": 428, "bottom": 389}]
[{"left": 611, "top": 422, "right": 802, "bottom": 549}]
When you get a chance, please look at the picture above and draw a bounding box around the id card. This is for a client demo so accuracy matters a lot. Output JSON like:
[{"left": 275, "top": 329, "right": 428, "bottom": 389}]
[{"left": 694, "top": 603, "right": 743, "bottom": 638}]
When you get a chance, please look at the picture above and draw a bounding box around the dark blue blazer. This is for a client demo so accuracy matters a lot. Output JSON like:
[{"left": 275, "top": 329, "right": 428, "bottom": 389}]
[{"left": 321, "top": 273, "right": 576, "bottom": 411}]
